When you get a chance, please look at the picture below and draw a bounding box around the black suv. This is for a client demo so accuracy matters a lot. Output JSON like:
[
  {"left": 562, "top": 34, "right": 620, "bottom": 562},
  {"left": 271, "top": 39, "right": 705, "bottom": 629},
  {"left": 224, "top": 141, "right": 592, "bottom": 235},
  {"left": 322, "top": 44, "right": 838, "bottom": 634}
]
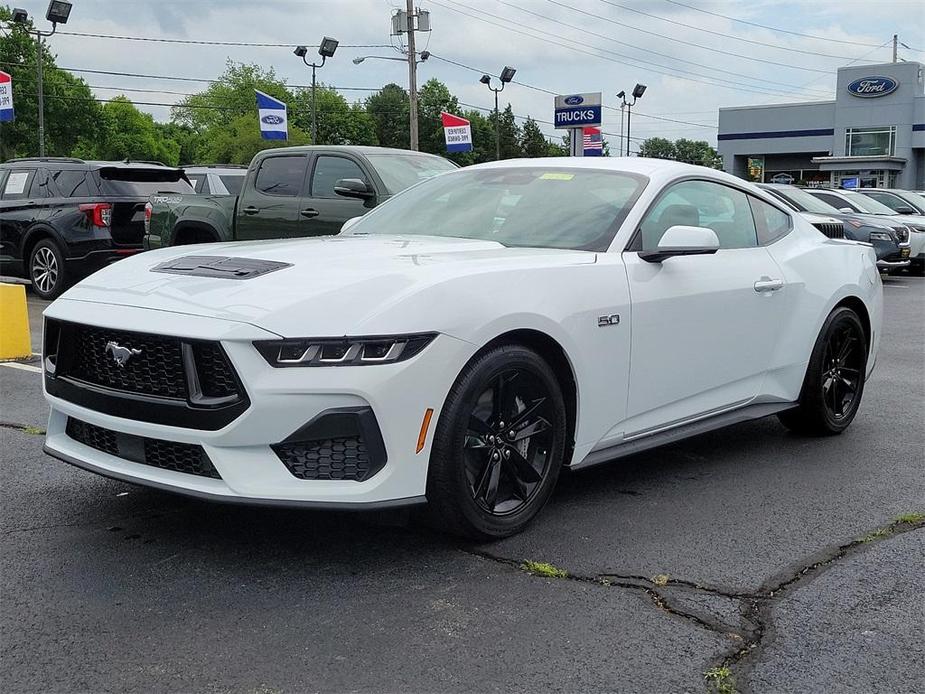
[{"left": 0, "top": 158, "right": 193, "bottom": 299}]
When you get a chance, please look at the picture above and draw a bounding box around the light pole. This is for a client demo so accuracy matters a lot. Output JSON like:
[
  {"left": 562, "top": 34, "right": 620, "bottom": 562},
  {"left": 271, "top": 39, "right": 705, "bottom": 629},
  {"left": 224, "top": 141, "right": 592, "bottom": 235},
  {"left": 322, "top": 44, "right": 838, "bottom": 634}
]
[
  {"left": 618, "top": 83, "right": 646, "bottom": 157},
  {"left": 11, "top": 1, "right": 74, "bottom": 157},
  {"left": 480, "top": 66, "right": 516, "bottom": 161},
  {"left": 294, "top": 37, "right": 339, "bottom": 145},
  {"left": 353, "top": 51, "right": 429, "bottom": 150}
]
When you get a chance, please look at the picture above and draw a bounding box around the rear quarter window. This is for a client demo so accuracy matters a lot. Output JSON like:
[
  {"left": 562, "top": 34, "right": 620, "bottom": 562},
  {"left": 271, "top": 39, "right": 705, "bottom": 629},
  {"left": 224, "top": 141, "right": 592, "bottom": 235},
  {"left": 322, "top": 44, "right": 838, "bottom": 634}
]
[{"left": 52, "top": 169, "right": 92, "bottom": 197}]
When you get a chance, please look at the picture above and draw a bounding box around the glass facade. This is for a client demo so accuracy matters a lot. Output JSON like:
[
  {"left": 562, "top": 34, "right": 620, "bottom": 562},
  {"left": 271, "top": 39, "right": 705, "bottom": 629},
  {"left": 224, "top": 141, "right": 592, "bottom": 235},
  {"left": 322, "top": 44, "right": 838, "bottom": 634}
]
[{"left": 844, "top": 126, "right": 896, "bottom": 157}]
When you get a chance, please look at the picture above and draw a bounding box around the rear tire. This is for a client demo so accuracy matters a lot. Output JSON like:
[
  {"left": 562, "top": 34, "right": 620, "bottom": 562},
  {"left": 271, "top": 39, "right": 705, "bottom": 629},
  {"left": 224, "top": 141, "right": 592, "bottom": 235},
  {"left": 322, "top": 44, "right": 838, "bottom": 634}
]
[
  {"left": 425, "top": 344, "right": 567, "bottom": 540},
  {"left": 28, "top": 238, "right": 68, "bottom": 300},
  {"left": 778, "top": 306, "right": 867, "bottom": 436}
]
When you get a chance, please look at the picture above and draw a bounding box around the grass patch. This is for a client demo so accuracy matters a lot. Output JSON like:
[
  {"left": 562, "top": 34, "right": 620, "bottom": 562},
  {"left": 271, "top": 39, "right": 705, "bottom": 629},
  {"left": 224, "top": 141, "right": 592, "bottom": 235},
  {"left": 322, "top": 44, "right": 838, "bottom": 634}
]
[
  {"left": 22, "top": 425, "right": 45, "bottom": 436},
  {"left": 521, "top": 560, "right": 568, "bottom": 579},
  {"left": 704, "top": 666, "right": 737, "bottom": 694},
  {"left": 894, "top": 512, "right": 925, "bottom": 525},
  {"left": 860, "top": 527, "right": 889, "bottom": 543},
  {"left": 651, "top": 573, "right": 670, "bottom": 586}
]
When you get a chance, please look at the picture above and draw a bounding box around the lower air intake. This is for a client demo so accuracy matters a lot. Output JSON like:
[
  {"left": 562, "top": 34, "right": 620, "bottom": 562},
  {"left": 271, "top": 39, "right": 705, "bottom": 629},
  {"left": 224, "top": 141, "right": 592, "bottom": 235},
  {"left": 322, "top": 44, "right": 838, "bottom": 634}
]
[{"left": 273, "top": 436, "right": 373, "bottom": 481}]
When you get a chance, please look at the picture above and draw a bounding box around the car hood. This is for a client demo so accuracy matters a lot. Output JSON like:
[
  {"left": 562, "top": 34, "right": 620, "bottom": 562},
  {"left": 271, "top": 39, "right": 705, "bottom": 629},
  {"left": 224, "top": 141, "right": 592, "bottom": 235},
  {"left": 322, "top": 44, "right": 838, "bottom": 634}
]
[{"left": 58, "top": 234, "right": 596, "bottom": 337}]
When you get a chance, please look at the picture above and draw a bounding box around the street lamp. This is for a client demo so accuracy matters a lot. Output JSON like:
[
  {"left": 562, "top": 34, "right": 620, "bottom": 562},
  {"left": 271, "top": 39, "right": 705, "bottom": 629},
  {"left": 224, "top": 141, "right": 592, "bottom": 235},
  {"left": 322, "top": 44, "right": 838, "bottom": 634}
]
[
  {"left": 480, "top": 66, "right": 516, "bottom": 161},
  {"left": 11, "top": 1, "right": 74, "bottom": 157},
  {"left": 294, "top": 37, "right": 339, "bottom": 145},
  {"left": 618, "top": 83, "right": 646, "bottom": 157},
  {"left": 353, "top": 52, "right": 429, "bottom": 151}
]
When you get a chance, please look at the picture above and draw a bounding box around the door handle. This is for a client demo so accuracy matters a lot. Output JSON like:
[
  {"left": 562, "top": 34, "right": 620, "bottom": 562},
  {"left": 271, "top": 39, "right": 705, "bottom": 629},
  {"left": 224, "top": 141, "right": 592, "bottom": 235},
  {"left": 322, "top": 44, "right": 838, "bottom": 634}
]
[
  {"left": 300, "top": 208, "right": 320, "bottom": 218},
  {"left": 242, "top": 206, "right": 259, "bottom": 215},
  {"left": 754, "top": 278, "right": 784, "bottom": 293}
]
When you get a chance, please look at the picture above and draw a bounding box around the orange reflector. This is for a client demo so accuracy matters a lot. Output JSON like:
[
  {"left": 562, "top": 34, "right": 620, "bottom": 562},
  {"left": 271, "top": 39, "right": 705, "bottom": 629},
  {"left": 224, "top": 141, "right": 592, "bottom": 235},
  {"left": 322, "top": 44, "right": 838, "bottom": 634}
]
[{"left": 416, "top": 408, "right": 434, "bottom": 454}]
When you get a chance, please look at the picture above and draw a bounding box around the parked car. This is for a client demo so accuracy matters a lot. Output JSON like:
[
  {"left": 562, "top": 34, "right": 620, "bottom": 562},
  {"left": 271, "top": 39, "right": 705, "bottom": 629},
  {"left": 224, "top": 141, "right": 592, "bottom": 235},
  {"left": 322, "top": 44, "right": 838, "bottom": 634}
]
[
  {"left": 0, "top": 158, "right": 193, "bottom": 298},
  {"left": 183, "top": 165, "right": 247, "bottom": 196},
  {"left": 44, "top": 159, "right": 882, "bottom": 538},
  {"left": 805, "top": 187, "right": 924, "bottom": 274},
  {"left": 757, "top": 183, "right": 911, "bottom": 271},
  {"left": 145, "top": 146, "right": 458, "bottom": 249},
  {"left": 853, "top": 189, "right": 925, "bottom": 274}
]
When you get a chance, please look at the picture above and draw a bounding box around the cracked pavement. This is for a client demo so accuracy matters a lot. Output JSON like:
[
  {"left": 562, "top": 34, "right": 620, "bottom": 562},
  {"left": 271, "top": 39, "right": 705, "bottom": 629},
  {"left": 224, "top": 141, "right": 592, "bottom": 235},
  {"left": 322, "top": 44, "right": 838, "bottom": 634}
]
[{"left": 1, "top": 277, "right": 923, "bottom": 693}]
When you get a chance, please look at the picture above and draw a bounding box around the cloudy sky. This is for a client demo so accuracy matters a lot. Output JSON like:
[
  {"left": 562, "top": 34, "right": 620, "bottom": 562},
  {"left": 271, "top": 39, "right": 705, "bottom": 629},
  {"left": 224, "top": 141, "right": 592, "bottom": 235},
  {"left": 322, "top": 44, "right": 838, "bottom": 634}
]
[{"left": 10, "top": 0, "right": 925, "bottom": 149}]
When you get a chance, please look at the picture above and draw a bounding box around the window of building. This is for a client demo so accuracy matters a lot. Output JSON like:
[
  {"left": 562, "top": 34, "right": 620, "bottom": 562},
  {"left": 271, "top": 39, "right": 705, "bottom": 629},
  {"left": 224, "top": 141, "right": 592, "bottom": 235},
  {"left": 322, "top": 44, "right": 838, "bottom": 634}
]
[{"left": 845, "top": 126, "right": 896, "bottom": 157}]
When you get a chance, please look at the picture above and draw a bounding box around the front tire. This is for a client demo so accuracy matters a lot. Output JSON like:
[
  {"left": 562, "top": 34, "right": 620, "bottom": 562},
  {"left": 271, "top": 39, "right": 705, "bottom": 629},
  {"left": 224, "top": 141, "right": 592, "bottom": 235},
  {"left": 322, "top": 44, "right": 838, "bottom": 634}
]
[
  {"left": 778, "top": 306, "right": 867, "bottom": 436},
  {"left": 426, "top": 344, "right": 567, "bottom": 540},
  {"left": 28, "top": 238, "right": 68, "bottom": 300}
]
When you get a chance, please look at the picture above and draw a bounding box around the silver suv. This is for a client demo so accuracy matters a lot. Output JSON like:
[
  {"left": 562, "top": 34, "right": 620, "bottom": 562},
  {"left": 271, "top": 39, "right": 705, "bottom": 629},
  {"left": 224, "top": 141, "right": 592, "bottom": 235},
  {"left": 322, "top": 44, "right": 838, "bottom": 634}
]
[{"left": 183, "top": 165, "right": 247, "bottom": 196}]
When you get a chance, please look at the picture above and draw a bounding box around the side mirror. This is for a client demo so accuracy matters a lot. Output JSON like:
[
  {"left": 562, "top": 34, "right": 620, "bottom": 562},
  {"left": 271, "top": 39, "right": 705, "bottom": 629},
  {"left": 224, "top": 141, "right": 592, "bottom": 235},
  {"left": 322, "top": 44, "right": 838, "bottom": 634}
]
[
  {"left": 334, "top": 178, "right": 374, "bottom": 200},
  {"left": 839, "top": 207, "right": 854, "bottom": 214},
  {"left": 340, "top": 216, "right": 363, "bottom": 233},
  {"left": 639, "top": 225, "right": 720, "bottom": 263},
  {"left": 894, "top": 206, "right": 916, "bottom": 215}
]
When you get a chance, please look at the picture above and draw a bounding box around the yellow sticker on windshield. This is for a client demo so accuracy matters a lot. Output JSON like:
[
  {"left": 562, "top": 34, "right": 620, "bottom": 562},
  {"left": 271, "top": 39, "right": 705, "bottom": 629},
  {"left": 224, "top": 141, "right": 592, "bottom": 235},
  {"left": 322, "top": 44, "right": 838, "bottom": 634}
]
[{"left": 540, "top": 172, "right": 574, "bottom": 180}]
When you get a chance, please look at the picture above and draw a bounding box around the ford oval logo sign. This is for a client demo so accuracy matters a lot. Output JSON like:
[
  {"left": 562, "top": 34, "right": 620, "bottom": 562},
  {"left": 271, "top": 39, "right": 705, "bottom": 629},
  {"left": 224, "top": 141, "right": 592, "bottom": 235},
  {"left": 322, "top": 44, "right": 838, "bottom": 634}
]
[
  {"left": 847, "top": 76, "right": 898, "bottom": 98},
  {"left": 261, "top": 114, "right": 284, "bottom": 125},
  {"left": 564, "top": 95, "right": 584, "bottom": 105}
]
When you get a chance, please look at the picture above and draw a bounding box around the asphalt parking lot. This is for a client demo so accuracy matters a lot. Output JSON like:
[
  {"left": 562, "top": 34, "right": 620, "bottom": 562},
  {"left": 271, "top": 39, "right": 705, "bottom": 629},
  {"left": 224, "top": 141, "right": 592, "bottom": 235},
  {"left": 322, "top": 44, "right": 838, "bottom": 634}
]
[{"left": 1, "top": 277, "right": 923, "bottom": 693}]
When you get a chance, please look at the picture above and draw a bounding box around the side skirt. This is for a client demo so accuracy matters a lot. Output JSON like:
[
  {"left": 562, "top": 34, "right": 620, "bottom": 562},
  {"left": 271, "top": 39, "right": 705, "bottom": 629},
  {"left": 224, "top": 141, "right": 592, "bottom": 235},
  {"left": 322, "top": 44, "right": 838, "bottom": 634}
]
[{"left": 572, "top": 401, "right": 796, "bottom": 471}]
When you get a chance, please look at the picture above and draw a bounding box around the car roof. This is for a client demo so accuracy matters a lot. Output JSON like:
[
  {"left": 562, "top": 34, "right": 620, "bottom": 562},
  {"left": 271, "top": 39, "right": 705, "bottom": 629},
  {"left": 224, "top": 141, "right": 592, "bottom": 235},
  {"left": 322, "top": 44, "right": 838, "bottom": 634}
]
[
  {"left": 183, "top": 166, "right": 247, "bottom": 174},
  {"left": 255, "top": 145, "right": 450, "bottom": 157}
]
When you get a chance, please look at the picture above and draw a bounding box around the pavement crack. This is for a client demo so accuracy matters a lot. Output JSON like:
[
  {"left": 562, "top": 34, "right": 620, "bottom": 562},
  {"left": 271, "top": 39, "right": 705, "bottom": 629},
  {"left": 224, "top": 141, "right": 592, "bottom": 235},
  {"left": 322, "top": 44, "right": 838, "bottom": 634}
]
[
  {"left": 459, "top": 513, "right": 924, "bottom": 694},
  {"left": 0, "top": 420, "right": 45, "bottom": 435}
]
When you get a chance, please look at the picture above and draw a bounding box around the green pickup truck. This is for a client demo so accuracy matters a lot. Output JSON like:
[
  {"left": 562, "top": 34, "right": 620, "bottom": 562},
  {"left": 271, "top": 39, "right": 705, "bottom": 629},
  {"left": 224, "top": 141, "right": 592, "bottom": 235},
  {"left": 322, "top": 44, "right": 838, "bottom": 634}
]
[{"left": 144, "top": 145, "right": 457, "bottom": 248}]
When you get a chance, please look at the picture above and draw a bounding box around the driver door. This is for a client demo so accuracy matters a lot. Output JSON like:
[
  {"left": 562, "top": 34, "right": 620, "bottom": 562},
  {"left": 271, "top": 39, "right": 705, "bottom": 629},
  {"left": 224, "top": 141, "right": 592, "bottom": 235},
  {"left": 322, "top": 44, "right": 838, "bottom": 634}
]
[
  {"left": 621, "top": 178, "right": 791, "bottom": 436},
  {"left": 300, "top": 154, "right": 377, "bottom": 236}
]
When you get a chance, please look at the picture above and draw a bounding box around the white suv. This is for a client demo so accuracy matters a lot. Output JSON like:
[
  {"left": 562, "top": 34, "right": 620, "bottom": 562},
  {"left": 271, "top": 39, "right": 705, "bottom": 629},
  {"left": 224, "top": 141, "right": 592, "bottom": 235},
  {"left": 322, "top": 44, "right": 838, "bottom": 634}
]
[{"left": 183, "top": 166, "right": 247, "bottom": 196}]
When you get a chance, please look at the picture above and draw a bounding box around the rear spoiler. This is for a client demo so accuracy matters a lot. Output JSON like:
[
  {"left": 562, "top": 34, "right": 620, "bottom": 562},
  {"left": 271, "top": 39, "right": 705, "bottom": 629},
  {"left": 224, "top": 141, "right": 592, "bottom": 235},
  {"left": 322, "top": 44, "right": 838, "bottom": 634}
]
[{"left": 97, "top": 166, "right": 191, "bottom": 186}]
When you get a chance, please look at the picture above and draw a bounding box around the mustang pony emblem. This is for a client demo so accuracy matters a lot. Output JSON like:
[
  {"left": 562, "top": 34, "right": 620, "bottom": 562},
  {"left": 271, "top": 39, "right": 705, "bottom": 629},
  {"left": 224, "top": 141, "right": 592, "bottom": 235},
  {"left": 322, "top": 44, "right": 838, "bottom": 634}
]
[{"left": 105, "top": 341, "right": 142, "bottom": 368}]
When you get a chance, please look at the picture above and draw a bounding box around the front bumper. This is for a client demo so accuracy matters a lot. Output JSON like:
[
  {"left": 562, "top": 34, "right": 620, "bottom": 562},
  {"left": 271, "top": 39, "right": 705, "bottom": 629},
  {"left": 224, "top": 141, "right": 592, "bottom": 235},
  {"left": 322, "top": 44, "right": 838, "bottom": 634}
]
[{"left": 43, "top": 302, "right": 475, "bottom": 508}]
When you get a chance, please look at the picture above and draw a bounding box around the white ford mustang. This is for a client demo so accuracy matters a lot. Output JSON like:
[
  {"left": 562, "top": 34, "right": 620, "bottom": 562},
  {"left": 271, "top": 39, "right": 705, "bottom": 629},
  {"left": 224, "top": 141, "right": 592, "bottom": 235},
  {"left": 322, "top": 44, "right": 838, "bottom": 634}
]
[{"left": 42, "top": 158, "right": 883, "bottom": 538}]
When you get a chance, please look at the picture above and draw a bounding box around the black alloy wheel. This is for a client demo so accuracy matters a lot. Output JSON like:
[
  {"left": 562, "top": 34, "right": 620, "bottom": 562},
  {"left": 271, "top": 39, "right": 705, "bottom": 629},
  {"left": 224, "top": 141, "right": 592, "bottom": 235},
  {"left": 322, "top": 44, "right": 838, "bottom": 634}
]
[
  {"left": 778, "top": 306, "right": 867, "bottom": 436},
  {"left": 820, "top": 323, "right": 864, "bottom": 421},
  {"left": 426, "top": 344, "right": 567, "bottom": 539},
  {"left": 464, "top": 369, "right": 555, "bottom": 516}
]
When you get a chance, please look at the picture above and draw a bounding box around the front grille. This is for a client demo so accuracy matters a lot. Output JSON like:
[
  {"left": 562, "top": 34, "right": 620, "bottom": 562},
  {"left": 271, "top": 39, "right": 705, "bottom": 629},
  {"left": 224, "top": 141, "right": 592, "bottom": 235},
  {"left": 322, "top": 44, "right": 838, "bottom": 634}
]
[
  {"left": 66, "top": 417, "right": 220, "bottom": 479},
  {"left": 191, "top": 343, "right": 238, "bottom": 399},
  {"left": 273, "top": 436, "right": 373, "bottom": 481},
  {"left": 70, "top": 325, "right": 187, "bottom": 398},
  {"left": 812, "top": 221, "right": 845, "bottom": 239},
  {"left": 892, "top": 226, "right": 910, "bottom": 243}
]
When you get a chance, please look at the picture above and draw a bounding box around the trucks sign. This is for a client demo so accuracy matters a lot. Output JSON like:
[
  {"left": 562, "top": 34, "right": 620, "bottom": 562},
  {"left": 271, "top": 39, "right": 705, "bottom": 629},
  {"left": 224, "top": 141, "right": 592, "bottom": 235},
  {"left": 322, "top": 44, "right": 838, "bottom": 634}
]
[{"left": 554, "top": 92, "right": 602, "bottom": 129}]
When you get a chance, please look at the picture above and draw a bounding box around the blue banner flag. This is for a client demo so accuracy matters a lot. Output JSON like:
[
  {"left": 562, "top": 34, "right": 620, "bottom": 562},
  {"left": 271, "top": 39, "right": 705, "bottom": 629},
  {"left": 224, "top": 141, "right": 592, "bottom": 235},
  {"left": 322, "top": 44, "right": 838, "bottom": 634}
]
[{"left": 255, "top": 90, "right": 287, "bottom": 140}]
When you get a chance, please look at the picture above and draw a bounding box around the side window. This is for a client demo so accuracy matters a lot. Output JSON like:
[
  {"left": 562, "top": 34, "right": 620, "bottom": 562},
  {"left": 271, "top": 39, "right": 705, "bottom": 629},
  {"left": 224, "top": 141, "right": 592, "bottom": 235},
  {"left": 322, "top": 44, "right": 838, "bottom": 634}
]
[
  {"left": 813, "top": 192, "right": 852, "bottom": 211},
  {"left": 188, "top": 177, "right": 206, "bottom": 193},
  {"left": 750, "top": 196, "right": 792, "bottom": 245},
  {"left": 863, "top": 191, "right": 902, "bottom": 211},
  {"left": 310, "top": 156, "right": 368, "bottom": 199},
  {"left": 51, "top": 169, "right": 91, "bottom": 197},
  {"left": 638, "top": 179, "right": 757, "bottom": 250},
  {"left": 254, "top": 155, "right": 308, "bottom": 197},
  {"left": 29, "top": 169, "right": 52, "bottom": 199},
  {"left": 1, "top": 170, "right": 35, "bottom": 200}
]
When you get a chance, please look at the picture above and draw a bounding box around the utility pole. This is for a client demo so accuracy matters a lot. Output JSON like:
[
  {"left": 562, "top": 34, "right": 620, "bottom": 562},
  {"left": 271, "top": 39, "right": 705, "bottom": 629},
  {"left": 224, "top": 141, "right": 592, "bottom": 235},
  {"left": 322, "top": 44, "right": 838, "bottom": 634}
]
[
  {"left": 406, "top": 0, "right": 419, "bottom": 151},
  {"left": 892, "top": 34, "right": 898, "bottom": 63},
  {"left": 35, "top": 34, "right": 45, "bottom": 157}
]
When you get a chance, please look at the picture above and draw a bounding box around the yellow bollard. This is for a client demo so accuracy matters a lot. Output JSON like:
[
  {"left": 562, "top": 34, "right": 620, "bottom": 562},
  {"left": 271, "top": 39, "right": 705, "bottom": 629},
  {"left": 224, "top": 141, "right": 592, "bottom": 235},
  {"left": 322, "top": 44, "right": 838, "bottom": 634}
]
[{"left": 0, "top": 283, "right": 32, "bottom": 360}]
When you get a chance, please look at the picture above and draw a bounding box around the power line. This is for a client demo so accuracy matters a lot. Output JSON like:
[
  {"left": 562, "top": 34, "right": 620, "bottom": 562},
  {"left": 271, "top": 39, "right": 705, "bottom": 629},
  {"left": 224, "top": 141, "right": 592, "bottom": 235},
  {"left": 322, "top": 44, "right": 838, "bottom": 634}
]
[
  {"left": 426, "top": 0, "right": 833, "bottom": 105},
  {"left": 595, "top": 0, "right": 869, "bottom": 60},
  {"left": 498, "top": 0, "right": 833, "bottom": 97},
  {"left": 661, "top": 0, "right": 889, "bottom": 48},
  {"left": 543, "top": 0, "right": 832, "bottom": 74},
  {"left": 40, "top": 28, "right": 393, "bottom": 49}
]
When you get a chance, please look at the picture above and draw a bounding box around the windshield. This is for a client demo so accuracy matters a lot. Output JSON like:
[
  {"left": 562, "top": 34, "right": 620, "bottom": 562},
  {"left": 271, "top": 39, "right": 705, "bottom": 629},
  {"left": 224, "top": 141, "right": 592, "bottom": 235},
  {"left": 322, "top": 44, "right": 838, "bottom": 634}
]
[
  {"left": 366, "top": 153, "right": 458, "bottom": 194},
  {"left": 346, "top": 167, "right": 648, "bottom": 252},
  {"left": 893, "top": 191, "right": 925, "bottom": 213},
  {"left": 767, "top": 186, "right": 841, "bottom": 214},
  {"left": 842, "top": 190, "right": 897, "bottom": 215}
]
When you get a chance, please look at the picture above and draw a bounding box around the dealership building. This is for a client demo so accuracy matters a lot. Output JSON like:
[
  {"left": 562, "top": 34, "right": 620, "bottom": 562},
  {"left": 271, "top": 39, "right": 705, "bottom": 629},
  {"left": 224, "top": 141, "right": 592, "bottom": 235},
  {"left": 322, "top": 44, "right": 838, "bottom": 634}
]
[{"left": 718, "top": 61, "right": 924, "bottom": 189}]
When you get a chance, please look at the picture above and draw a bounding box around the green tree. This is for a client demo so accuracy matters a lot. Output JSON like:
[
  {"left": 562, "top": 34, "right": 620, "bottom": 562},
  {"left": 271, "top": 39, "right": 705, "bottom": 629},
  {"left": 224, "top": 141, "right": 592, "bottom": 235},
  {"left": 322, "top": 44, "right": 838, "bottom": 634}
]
[
  {"left": 488, "top": 104, "right": 522, "bottom": 160},
  {"left": 0, "top": 5, "right": 103, "bottom": 159},
  {"left": 199, "top": 113, "right": 310, "bottom": 165},
  {"left": 416, "top": 78, "right": 462, "bottom": 159},
  {"left": 520, "top": 117, "right": 548, "bottom": 158},
  {"left": 156, "top": 122, "right": 200, "bottom": 165},
  {"left": 291, "top": 85, "right": 377, "bottom": 146},
  {"left": 171, "top": 61, "right": 293, "bottom": 133},
  {"left": 674, "top": 138, "right": 722, "bottom": 168},
  {"left": 365, "top": 83, "right": 409, "bottom": 149},
  {"left": 637, "top": 137, "right": 677, "bottom": 160},
  {"left": 73, "top": 96, "right": 180, "bottom": 164}
]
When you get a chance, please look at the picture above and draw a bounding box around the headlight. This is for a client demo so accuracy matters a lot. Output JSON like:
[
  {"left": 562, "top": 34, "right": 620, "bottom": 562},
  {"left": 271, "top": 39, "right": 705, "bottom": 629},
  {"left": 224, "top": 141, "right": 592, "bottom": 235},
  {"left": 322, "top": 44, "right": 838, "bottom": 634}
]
[
  {"left": 254, "top": 333, "right": 437, "bottom": 367},
  {"left": 869, "top": 231, "right": 892, "bottom": 241}
]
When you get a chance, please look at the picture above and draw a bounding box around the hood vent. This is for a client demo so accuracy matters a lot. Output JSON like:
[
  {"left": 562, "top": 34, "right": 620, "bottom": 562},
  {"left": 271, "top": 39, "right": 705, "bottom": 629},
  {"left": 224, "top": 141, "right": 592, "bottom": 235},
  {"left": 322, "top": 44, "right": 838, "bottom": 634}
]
[{"left": 151, "top": 255, "right": 292, "bottom": 280}]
